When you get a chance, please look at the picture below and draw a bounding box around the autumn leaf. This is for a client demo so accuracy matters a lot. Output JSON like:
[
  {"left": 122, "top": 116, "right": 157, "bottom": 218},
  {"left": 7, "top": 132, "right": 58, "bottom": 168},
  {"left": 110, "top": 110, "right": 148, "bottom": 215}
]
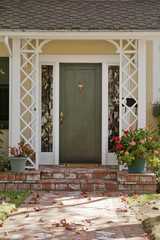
[
  {"left": 34, "top": 207, "right": 43, "bottom": 212},
  {"left": 141, "top": 233, "right": 149, "bottom": 238},
  {"left": 13, "top": 208, "right": 18, "bottom": 212},
  {"left": 117, "top": 208, "right": 128, "bottom": 212},
  {"left": 132, "top": 194, "right": 139, "bottom": 199},
  {"left": 46, "top": 227, "right": 53, "bottom": 231},
  {"left": 156, "top": 216, "right": 160, "bottom": 221},
  {"left": 88, "top": 196, "right": 92, "bottom": 200},
  {"left": 81, "top": 192, "right": 86, "bottom": 195},
  {"left": 52, "top": 222, "right": 60, "bottom": 227},
  {"left": 85, "top": 219, "right": 92, "bottom": 224},
  {"left": 0, "top": 223, "right": 3, "bottom": 227},
  {"left": 57, "top": 201, "right": 64, "bottom": 205},
  {"left": 38, "top": 217, "right": 44, "bottom": 222},
  {"left": 106, "top": 192, "right": 112, "bottom": 197},
  {"left": 25, "top": 214, "right": 30, "bottom": 218}
]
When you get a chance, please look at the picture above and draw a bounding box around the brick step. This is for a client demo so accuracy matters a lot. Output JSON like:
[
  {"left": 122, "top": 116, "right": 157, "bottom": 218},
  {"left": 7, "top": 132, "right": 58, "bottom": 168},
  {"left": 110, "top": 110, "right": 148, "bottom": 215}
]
[
  {"left": 41, "top": 168, "right": 117, "bottom": 180},
  {"left": 0, "top": 179, "right": 118, "bottom": 191}
]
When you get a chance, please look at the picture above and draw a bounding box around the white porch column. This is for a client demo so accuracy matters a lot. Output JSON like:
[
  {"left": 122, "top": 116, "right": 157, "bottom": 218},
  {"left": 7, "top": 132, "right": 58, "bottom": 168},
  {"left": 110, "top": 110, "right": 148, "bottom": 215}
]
[
  {"left": 138, "top": 40, "right": 146, "bottom": 128},
  {"left": 10, "top": 39, "right": 21, "bottom": 146}
]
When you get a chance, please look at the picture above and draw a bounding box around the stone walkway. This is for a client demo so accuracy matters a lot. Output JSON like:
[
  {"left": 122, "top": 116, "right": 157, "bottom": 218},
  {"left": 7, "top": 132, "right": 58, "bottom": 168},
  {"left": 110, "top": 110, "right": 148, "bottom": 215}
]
[{"left": 0, "top": 191, "right": 147, "bottom": 240}]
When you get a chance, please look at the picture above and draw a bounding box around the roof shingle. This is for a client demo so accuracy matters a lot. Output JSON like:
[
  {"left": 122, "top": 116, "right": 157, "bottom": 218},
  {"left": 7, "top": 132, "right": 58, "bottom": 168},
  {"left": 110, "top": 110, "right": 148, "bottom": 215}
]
[{"left": 0, "top": 0, "right": 160, "bottom": 31}]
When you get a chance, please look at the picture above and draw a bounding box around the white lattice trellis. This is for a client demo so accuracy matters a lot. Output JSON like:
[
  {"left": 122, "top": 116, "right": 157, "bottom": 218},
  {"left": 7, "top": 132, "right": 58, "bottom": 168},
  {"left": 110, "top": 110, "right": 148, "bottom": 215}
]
[
  {"left": 120, "top": 39, "right": 138, "bottom": 135},
  {"left": 20, "top": 39, "right": 40, "bottom": 169}
]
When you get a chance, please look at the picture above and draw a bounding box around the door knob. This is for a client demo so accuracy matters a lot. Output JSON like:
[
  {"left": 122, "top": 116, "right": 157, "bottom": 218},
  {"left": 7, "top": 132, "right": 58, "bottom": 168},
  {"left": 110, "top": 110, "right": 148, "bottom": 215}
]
[{"left": 60, "top": 112, "right": 63, "bottom": 128}]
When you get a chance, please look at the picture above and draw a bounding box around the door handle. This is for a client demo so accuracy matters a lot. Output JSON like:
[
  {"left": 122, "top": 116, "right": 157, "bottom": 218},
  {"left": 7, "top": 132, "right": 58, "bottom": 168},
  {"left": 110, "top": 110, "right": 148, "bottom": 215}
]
[{"left": 60, "top": 112, "right": 63, "bottom": 128}]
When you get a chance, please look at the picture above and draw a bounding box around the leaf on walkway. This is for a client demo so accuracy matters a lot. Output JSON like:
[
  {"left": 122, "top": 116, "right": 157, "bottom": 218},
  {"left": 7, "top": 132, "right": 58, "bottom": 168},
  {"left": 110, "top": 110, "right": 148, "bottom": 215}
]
[
  {"left": 88, "top": 196, "right": 92, "bottom": 200},
  {"left": 13, "top": 208, "right": 18, "bottom": 212},
  {"left": 46, "top": 227, "right": 53, "bottom": 231},
  {"left": 132, "top": 194, "right": 139, "bottom": 199},
  {"left": 117, "top": 207, "right": 128, "bottom": 212},
  {"left": 25, "top": 214, "right": 30, "bottom": 218},
  {"left": 57, "top": 201, "right": 64, "bottom": 205},
  {"left": 85, "top": 219, "right": 92, "bottom": 224},
  {"left": 0, "top": 223, "right": 3, "bottom": 227},
  {"left": 65, "top": 226, "right": 74, "bottom": 231},
  {"left": 38, "top": 217, "right": 44, "bottom": 222},
  {"left": 141, "top": 233, "right": 149, "bottom": 238},
  {"left": 106, "top": 192, "right": 112, "bottom": 197},
  {"left": 10, "top": 218, "right": 15, "bottom": 221},
  {"left": 34, "top": 207, "right": 43, "bottom": 212}
]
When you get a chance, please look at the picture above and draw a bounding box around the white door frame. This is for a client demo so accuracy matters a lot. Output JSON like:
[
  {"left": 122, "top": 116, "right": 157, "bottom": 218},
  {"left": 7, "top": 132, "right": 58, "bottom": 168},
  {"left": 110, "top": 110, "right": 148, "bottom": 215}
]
[{"left": 39, "top": 55, "right": 120, "bottom": 165}]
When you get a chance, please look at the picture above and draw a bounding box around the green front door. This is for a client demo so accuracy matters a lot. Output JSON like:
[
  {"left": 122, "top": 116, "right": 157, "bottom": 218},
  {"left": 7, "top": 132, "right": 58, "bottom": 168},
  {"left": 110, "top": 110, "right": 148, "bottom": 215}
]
[{"left": 60, "top": 63, "right": 101, "bottom": 163}]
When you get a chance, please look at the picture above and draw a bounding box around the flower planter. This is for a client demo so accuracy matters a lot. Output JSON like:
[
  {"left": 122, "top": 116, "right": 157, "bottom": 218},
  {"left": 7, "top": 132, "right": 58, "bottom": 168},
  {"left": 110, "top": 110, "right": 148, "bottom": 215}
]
[
  {"left": 153, "top": 105, "right": 160, "bottom": 117},
  {"left": 128, "top": 158, "right": 145, "bottom": 174},
  {"left": 9, "top": 157, "right": 27, "bottom": 173}
]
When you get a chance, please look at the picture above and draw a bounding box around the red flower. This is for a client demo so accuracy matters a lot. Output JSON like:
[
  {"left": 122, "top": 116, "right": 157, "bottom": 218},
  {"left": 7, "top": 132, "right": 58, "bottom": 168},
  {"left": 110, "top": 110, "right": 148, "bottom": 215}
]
[
  {"left": 129, "top": 126, "right": 134, "bottom": 130},
  {"left": 130, "top": 141, "right": 136, "bottom": 146},
  {"left": 124, "top": 130, "right": 129, "bottom": 134},
  {"left": 118, "top": 144, "right": 123, "bottom": 149},
  {"left": 115, "top": 137, "right": 120, "bottom": 142}
]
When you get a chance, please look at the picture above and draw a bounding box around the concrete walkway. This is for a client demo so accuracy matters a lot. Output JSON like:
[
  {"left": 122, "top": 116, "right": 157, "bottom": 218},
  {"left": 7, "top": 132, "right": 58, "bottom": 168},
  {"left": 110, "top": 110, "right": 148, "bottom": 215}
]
[{"left": 0, "top": 191, "right": 147, "bottom": 240}]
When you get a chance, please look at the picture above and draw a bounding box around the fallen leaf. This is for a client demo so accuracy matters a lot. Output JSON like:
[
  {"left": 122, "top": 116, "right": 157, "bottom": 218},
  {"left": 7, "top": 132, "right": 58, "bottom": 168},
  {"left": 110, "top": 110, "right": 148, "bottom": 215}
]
[
  {"left": 88, "top": 196, "right": 92, "bottom": 200},
  {"left": 157, "top": 216, "right": 160, "bottom": 221},
  {"left": 106, "top": 192, "right": 112, "bottom": 197},
  {"left": 52, "top": 200, "right": 57, "bottom": 204},
  {"left": 57, "top": 201, "right": 64, "bottom": 205},
  {"left": 34, "top": 207, "right": 43, "bottom": 212},
  {"left": 0, "top": 223, "right": 3, "bottom": 227},
  {"left": 152, "top": 206, "right": 159, "bottom": 210},
  {"left": 20, "top": 228, "right": 25, "bottom": 231},
  {"left": 65, "top": 226, "right": 74, "bottom": 231},
  {"left": 13, "top": 208, "right": 18, "bottom": 212},
  {"left": 52, "top": 222, "right": 60, "bottom": 227},
  {"left": 25, "top": 214, "right": 30, "bottom": 218},
  {"left": 117, "top": 208, "right": 128, "bottom": 212},
  {"left": 106, "top": 220, "right": 114, "bottom": 223},
  {"left": 38, "top": 217, "right": 44, "bottom": 222},
  {"left": 85, "top": 219, "right": 92, "bottom": 224},
  {"left": 46, "top": 227, "right": 53, "bottom": 231},
  {"left": 81, "top": 192, "right": 86, "bottom": 195},
  {"left": 10, "top": 218, "right": 15, "bottom": 221},
  {"left": 132, "top": 194, "right": 139, "bottom": 199},
  {"left": 141, "top": 233, "right": 149, "bottom": 238},
  {"left": 60, "top": 219, "right": 69, "bottom": 226}
]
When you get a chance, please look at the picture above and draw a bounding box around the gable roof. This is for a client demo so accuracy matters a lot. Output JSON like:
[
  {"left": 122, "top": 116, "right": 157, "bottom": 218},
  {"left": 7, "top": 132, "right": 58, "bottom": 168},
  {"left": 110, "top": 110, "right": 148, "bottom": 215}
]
[{"left": 0, "top": 0, "right": 160, "bottom": 31}]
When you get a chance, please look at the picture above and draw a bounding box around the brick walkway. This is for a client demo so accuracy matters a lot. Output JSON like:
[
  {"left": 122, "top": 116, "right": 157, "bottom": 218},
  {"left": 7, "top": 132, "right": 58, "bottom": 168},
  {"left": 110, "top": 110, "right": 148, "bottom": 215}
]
[{"left": 0, "top": 191, "right": 147, "bottom": 240}]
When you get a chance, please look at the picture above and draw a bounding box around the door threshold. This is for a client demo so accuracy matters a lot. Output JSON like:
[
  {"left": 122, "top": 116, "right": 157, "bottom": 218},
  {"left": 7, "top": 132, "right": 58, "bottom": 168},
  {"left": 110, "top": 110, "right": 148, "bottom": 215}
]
[{"left": 61, "top": 163, "right": 102, "bottom": 168}]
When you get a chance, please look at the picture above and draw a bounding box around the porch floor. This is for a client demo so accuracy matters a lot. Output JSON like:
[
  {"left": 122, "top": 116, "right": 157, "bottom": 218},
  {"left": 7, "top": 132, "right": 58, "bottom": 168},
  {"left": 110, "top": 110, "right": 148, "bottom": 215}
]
[{"left": 0, "top": 165, "right": 156, "bottom": 194}]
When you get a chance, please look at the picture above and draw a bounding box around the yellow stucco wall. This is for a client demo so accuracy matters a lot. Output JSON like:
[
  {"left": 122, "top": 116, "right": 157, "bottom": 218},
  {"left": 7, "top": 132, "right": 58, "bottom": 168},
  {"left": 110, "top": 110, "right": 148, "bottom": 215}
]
[
  {"left": 42, "top": 40, "right": 117, "bottom": 55},
  {"left": 146, "top": 41, "right": 158, "bottom": 129},
  {"left": 0, "top": 42, "right": 9, "bottom": 57}
]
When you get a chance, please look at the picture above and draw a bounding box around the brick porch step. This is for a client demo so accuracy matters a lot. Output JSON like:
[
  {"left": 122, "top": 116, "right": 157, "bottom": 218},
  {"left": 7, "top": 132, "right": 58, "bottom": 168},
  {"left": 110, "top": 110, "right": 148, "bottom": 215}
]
[
  {"left": 41, "top": 167, "right": 117, "bottom": 180},
  {"left": 0, "top": 167, "right": 157, "bottom": 194}
]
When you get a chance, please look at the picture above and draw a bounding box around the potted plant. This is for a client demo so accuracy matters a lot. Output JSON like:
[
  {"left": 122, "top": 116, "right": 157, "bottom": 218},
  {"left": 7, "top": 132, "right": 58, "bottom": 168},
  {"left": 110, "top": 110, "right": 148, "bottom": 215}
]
[
  {"left": 9, "top": 141, "right": 35, "bottom": 173},
  {"left": 114, "top": 126, "right": 160, "bottom": 173},
  {"left": 152, "top": 99, "right": 160, "bottom": 117}
]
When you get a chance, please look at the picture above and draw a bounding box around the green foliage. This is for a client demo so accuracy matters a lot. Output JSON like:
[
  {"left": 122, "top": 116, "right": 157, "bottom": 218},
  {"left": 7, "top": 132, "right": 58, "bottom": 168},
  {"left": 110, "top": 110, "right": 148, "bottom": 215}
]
[
  {"left": 114, "top": 127, "right": 160, "bottom": 167},
  {"left": 0, "top": 191, "right": 30, "bottom": 224}
]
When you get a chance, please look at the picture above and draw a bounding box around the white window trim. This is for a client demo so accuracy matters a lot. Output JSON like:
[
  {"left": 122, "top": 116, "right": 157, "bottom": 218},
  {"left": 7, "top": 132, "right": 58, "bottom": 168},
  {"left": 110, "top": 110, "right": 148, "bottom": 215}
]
[{"left": 39, "top": 55, "right": 120, "bottom": 165}]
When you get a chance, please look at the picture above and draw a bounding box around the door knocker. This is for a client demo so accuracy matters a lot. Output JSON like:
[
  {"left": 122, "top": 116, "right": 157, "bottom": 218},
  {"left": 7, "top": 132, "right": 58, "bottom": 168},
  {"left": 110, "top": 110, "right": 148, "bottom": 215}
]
[{"left": 78, "top": 81, "right": 84, "bottom": 92}]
